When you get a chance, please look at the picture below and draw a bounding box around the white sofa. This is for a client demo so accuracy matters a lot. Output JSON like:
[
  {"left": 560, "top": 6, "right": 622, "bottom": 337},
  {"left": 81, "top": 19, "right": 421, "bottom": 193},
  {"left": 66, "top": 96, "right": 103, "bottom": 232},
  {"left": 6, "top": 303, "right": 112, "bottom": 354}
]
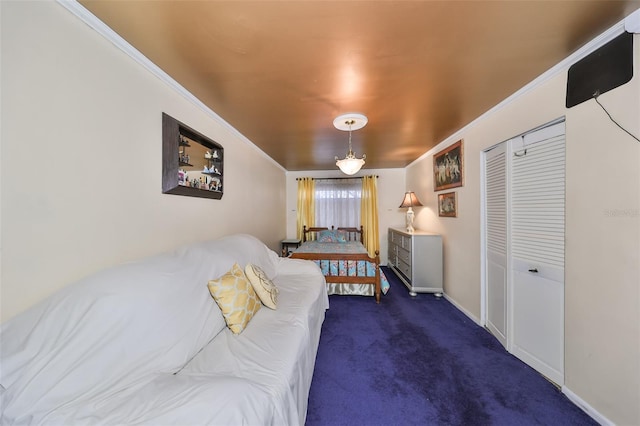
[{"left": 0, "top": 234, "right": 329, "bottom": 425}]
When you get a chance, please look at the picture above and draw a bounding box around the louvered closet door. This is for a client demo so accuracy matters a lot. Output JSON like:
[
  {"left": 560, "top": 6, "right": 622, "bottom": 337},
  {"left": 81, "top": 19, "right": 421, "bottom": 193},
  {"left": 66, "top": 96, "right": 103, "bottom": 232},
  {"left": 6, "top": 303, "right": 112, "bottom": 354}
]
[
  {"left": 484, "top": 143, "right": 508, "bottom": 347},
  {"left": 510, "top": 122, "right": 565, "bottom": 385}
]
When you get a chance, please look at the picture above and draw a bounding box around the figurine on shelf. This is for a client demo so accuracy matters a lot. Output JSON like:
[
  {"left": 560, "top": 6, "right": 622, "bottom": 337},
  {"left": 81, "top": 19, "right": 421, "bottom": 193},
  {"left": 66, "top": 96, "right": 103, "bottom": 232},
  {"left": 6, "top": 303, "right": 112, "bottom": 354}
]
[
  {"left": 212, "top": 150, "right": 219, "bottom": 159},
  {"left": 203, "top": 166, "right": 209, "bottom": 173},
  {"left": 205, "top": 151, "right": 212, "bottom": 159},
  {"left": 210, "top": 177, "right": 220, "bottom": 191}
]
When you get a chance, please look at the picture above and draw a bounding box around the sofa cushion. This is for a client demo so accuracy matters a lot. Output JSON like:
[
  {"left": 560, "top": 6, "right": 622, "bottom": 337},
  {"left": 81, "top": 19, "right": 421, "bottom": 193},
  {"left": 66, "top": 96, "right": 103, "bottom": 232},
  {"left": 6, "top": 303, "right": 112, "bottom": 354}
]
[
  {"left": 208, "top": 263, "right": 261, "bottom": 334},
  {"left": 245, "top": 263, "right": 278, "bottom": 309}
]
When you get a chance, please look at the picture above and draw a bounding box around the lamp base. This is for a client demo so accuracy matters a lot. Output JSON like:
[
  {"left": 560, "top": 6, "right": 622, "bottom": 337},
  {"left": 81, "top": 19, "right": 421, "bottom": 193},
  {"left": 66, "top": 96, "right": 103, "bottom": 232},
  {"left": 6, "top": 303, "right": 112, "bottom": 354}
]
[{"left": 406, "top": 208, "right": 415, "bottom": 233}]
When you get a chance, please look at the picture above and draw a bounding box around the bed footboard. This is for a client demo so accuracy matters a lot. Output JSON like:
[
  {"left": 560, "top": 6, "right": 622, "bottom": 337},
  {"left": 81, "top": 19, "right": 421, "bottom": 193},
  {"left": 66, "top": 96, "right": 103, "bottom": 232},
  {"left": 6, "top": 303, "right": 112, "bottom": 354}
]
[{"left": 290, "top": 251, "right": 381, "bottom": 303}]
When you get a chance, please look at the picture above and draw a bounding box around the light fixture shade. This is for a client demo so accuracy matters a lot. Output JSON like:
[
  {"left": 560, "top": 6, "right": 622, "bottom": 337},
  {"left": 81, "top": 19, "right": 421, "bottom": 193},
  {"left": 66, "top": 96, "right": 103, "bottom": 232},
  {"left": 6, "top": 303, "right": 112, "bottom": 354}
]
[
  {"left": 399, "top": 191, "right": 423, "bottom": 208},
  {"left": 336, "top": 156, "right": 365, "bottom": 175}
]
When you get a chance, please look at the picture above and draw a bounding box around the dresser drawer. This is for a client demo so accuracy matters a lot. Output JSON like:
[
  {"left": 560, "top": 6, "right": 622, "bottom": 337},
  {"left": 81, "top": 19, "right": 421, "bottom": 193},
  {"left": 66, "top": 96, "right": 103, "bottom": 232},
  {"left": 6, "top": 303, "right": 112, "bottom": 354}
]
[
  {"left": 390, "top": 229, "right": 412, "bottom": 250},
  {"left": 396, "top": 259, "right": 412, "bottom": 281},
  {"left": 389, "top": 230, "right": 401, "bottom": 245},
  {"left": 388, "top": 240, "right": 398, "bottom": 258},
  {"left": 387, "top": 252, "right": 395, "bottom": 266},
  {"left": 400, "top": 235, "right": 412, "bottom": 250},
  {"left": 397, "top": 246, "right": 411, "bottom": 265}
]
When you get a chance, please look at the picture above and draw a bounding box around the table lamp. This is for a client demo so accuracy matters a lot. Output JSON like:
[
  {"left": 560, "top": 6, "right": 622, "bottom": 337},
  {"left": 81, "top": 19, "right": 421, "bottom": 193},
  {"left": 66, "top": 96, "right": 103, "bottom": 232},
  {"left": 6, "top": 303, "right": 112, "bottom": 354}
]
[{"left": 399, "top": 191, "right": 423, "bottom": 233}]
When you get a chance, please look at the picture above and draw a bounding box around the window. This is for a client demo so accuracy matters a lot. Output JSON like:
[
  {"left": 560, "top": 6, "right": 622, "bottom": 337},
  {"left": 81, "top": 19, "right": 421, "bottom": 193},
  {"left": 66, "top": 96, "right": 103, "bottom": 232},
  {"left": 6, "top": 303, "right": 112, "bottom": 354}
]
[{"left": 314, "top": 179, "right": 361, "bottom": 228}]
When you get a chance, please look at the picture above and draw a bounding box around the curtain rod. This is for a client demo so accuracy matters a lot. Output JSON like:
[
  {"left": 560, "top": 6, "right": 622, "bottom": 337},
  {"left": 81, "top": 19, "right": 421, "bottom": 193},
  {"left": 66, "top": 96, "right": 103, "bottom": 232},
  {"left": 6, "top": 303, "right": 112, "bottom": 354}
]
[{"left": 296, "top": 176, "right": 378, "bottom": 181}]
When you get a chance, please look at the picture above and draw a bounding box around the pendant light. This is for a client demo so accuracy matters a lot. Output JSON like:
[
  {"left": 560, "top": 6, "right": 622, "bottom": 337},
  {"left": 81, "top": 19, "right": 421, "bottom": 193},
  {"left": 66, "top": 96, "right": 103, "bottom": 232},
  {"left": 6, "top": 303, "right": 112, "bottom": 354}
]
[{"left": 334, "top": 113, "right": 367, "bottom": 175}]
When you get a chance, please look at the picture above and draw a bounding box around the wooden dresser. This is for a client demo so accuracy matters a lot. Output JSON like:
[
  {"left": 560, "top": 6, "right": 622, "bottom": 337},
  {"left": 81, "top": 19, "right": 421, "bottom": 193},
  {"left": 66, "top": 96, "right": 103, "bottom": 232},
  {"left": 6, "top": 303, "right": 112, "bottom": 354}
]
[{"left": 388, "top": 227, "right": 443, "bottom": 296}]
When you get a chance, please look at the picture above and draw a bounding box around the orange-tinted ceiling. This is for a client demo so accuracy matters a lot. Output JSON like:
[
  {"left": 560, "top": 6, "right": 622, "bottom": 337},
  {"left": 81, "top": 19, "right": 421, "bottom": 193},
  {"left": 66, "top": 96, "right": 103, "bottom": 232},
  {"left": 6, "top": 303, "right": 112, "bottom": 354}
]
[{"left": 80, "top": 1, "right": 639, "bottom": 171}]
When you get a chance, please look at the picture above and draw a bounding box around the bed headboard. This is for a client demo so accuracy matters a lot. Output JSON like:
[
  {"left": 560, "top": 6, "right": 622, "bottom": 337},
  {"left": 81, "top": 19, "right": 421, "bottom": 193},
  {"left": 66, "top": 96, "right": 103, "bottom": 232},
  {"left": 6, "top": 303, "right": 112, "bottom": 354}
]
[
  {"left": 302, "top": 225, "right": 364, "bottom": 244},
  {"left": 302, "top": 226, "right": 331, "bottom": 242},
  {"left": 337, "top": 226, "right": 364, "bottom": 244}
]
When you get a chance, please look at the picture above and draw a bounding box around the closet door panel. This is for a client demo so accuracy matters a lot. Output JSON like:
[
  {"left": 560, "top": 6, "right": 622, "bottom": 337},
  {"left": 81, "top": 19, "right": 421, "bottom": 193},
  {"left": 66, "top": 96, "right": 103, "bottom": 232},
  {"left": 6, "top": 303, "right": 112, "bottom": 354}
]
[
  {"left": 510, "top": 122, "right": 565, "bottom": 385},
  {"left": 487, "top": 253, "right": 507, "bottom": 342},
  {"left": 512, "top": 269, "right": 564, "bottom": 382},
  {"left": 484, "top": 143, "right": 508, "bottom": 347}
]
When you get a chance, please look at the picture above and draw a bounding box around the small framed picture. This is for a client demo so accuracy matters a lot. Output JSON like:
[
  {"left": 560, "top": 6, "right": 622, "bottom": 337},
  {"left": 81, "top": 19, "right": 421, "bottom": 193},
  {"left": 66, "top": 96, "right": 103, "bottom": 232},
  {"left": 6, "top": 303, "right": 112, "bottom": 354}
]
[
  {"left": 433, "top": 139, "right": 463, "bottom": 191},
  {"left": 438, "top": 192, "right": 457, "bottom": 217}
]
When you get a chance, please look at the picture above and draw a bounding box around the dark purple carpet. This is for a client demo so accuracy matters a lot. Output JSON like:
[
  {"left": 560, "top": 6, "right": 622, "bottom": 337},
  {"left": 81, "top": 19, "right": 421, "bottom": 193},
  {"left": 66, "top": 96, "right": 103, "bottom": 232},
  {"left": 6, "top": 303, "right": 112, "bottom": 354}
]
[{"left": 306, "top": 266, "right": 596, "bottom": 426}]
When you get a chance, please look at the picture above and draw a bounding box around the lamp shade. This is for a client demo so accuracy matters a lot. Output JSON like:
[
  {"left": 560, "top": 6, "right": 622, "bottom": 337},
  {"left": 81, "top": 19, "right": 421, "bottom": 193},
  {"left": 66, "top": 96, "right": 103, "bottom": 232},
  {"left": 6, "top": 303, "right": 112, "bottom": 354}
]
[{"left": 399, "top": 191, "right": 423, "bottom": 208}]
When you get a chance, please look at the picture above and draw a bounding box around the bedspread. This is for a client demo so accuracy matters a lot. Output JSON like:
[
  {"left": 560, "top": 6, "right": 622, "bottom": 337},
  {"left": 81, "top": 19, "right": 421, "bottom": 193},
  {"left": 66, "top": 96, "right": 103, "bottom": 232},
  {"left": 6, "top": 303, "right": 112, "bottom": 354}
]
[{"left": 294, "top": 241, "right": 390, "bottom": 295}]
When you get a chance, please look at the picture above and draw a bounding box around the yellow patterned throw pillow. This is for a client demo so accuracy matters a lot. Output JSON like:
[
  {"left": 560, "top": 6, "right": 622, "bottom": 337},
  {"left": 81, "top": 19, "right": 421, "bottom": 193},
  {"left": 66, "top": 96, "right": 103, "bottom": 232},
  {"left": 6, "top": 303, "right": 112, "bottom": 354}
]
[
  {"left": 208, "top": 263, "right": 261, "bottom": 334},
  {"left": 245, "top": 263, "right": 279, "bottom": 310}
]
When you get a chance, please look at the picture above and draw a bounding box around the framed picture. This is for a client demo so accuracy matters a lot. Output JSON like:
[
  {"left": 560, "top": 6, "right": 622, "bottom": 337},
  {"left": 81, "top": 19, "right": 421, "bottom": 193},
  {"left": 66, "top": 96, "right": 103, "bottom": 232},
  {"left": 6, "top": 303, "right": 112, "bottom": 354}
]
[
  {"left": 433, "top": 139, "right": 463, "bottom": 191},
  {"left": 438, "top": 192, "right": 457, "bottom": 217}
]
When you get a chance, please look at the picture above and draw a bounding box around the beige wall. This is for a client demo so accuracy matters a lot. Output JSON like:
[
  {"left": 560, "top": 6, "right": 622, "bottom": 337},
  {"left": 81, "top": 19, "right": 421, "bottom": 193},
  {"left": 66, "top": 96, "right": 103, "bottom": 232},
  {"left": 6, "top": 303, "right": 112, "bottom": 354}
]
[
  {"left": 407, "top": 32, "right": 639, "bottom": 426},
  {"left": 0, "top": 1, "right": 286, "bottom": 321},
  {"left": 285, "top": 169, "right": 406, "bottom": 265}
]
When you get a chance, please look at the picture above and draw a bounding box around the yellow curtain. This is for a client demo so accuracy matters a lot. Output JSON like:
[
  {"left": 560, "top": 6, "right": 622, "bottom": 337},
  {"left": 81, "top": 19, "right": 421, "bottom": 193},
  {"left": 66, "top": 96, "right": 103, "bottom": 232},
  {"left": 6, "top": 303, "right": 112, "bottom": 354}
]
[
  {"left": 296, "top": 178, "right": 315, "bottom": 240},
  {"left": 360, "top": 175, "right": 380, "bottom": 257}
]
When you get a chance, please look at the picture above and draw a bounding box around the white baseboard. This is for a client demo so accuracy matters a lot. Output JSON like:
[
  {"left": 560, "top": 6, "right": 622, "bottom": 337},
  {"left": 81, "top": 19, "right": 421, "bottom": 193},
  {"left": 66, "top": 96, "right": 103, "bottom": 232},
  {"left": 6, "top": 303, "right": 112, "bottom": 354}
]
[
  {"left": 443, "top": 293, "right": 481, "bottom": 326},
  {"left": 562, "top": 386, "right": 614, "bottom": 426}
]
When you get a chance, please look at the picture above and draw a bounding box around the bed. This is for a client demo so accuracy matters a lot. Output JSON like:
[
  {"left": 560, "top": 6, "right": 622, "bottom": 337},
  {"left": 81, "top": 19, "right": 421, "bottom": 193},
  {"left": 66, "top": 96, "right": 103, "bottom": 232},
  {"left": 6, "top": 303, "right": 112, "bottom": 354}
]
[{"left": 290, "top": 226, "right": 390, "bottom": 303}]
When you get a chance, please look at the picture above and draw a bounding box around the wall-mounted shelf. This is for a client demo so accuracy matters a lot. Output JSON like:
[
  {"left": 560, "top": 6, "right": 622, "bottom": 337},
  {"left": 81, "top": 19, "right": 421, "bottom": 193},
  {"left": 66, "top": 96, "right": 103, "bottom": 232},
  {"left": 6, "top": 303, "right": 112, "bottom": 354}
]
[{"left": 162, "top": 113, "right": 224, "bottom": 200}]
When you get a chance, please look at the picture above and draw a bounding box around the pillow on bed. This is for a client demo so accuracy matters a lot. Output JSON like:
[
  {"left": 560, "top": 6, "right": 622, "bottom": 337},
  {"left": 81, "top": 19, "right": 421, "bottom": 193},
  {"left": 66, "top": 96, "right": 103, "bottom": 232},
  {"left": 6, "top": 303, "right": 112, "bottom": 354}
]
[
  {"left": 208, "top": 263, "right": 261, "bottom": 334},
  {"left": 318, "top": 229, "right": 347, "bottom": 243},
  {"left": 245, "top": 263, "right": 278, "bottom": 310},
  {"left": 317, "top": 230, "right": 335, "bottom": 242}
]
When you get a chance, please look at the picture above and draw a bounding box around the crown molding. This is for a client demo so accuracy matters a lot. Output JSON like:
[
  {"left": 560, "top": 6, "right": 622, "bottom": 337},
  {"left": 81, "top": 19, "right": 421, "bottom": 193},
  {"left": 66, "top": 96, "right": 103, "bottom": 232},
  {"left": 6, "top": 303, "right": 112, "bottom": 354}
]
[
  {"left": 55, "top": 0, "right": 630, "bottom": 173},
  {"left": 408, "top": 18, "right": 628, "bottom": 168},
  {"left": 625, "top": 7, "right": 640, "bottom": 33},
  {"left": 55, "top": 0, "right": 286, "bottom": 172}
]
